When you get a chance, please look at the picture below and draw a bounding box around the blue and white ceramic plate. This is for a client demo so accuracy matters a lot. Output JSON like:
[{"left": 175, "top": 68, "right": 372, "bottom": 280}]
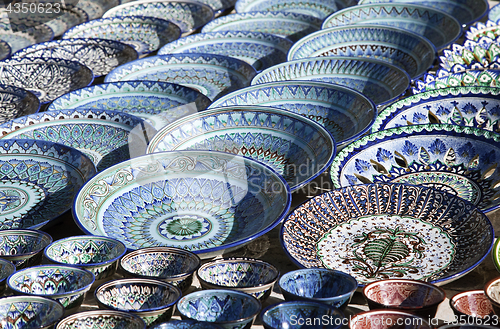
[
  {"left": 322, "top": 3, "right": 462, "bottom": 51},
  {"left": 73, "top": 150, "right": 291, "bottom": 258},
  {"left": 0, "top": 57, "right": 93, "bottom": 104},
  {"left": 466, "top": 20, "right": 500, "bottom": 42},
  {"left": 281, "top": 182, "right": 494, "bottom": 286},
  {"left": 0, "top": 84, "right": 40, "bottom": 125},
  {"left": 0, "top": 139, "right": 96, "bottom": 230},
  {"left": 208, "top": 81, "right": 376, "bottom": 149},
  {"left": 48, "top": 81, "right": 212, "bottom": 129},
  {"left": 439, "top": 39, "right": 500, "bottom": 72},
  {"left": 76, "top": 0, "right": 120, "bottom": 20},
  {"left": 488, "top": 3, "right": 500, "bottom": 23},
  {"left": 0, "top": 23, "right": 54, "bottom": 53},
  {"left": 252, "top": 56, "right": 410, "bottom": 106},
  {"left": 413, "top": 69, "right": 500, "bottom": 94},
  {"left": 63, "top": 16, "right": 181, "bottom": 57},
  {"left": 103, "top": 0, "right": 214, "bottom": 35},
  {"left": 104, "top": 54, "right": 257, "bottom": 101},
  {"left": 0, "top": 41, "right": 10, "bottom": 61},
  {"left": 45, "top": 7, "right": 89, "bottom": 37},
  {"left": 0, "top": 109, "right": 157, "bottom": 172},
  {"left": 201, "top": 11, "right": 322, "bottom": 42},
  {"left": 331, "top": 124, "right": 500, "bottom": 212},
  {"left": 234, "top": 0, "right": 341, "bottom": 19},
  {"left": 158, "top": 31, "right": 292, "bottom": 72},
  {"left": 146, "top": 106, "right": 336, "bottom": 191},
  {"left": 288, "top": 25, "right": 436, "bottom": 79},
  {"left": 11, "top": 38, "right": 138, "bottom": 77}
]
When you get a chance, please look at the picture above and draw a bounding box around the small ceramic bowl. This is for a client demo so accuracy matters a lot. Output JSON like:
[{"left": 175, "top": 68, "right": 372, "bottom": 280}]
[
  {"left": 0, "top": 258, "right": 15, "bottom": 294},
  {"left": 279, "top": 268, "right": 357, "bottom": 309},
  {"left": 7, "top": 265, "right": 95, "bottom": 309},
  {"left": 177, "top": 289, "right": 261, "bottom": 329},
  {"left": 55, "top": 310, "right": 146, "bottom": 329},
  {"left": 151, "top": 320, "right": 223, "bottom": 329},
  {"left": 0, "top": 229, "right": 52, "bottom": 269},
  {"left": 350, "top": 309, "right": 432, "bottom": 329},
  {"left": 363, "top": 279, "right": 446, "bottom": 319},
  {"left": 120, "top": 247, "right": 201, "bottom": 293},
  {"left": 0, "top": 295, "right": 64, "bottom": 329},
  {"left": 484, "top": 277, "right": 500, "bottom": 316},
  {"left": 197, "top": 258, "right": 279, "bottom": 301},
  {"left": 450, "top": 290, "right": 495, "bottom": 321},
  {"left": 95, "top": 278, "right": 182, "bottom": 327},
  {"left": 44, "top": 235, "right": 127, "bottom": 282}
]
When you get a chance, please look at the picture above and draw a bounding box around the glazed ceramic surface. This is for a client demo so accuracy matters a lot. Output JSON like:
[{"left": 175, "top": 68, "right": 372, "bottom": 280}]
[
  {"left": 104, "top": 54, "right": 257, "bottom": 101},
  {"left": 450, "top": 290, "right": 495, "bottom": 319},
  {"left": 322, "top": 3, "right": 462, "bottom": 51},
  {"left": 151, "top": 321, "right": 222, "bottom": 329},
  {"left": 48, "top": 81, "right": 211, "bottom": 129},
  {"left": 350, "top": 309, "right": 432, "bottom": 329},
  {"left": 0, "top": 23, "right": 54, "bottom": 53},
  {"left": 62, "top": 16, "right": 181, "bottom": 56},
  {"left": 0, "top": 229, "right": 52, "bottom": 269},
  {"left": 0, "top": 84, "right": 40, "bottom": 125},
  {"left": 208, "top": 81, "right": 376, "bottom": 149},
  {"left": 76, "top": 0, "right": 120, "bottom": 19},
  {"left": 0, "top": 259, "right": 15, "bottom": 293},
  {"left": 201, "top": 11, "right": 322, "bottom": 42},
  {"left": 12, "top": 38, "right": 138, "bottom": 77},
  {"left": 485, "top": 277, "right": 500, "bottom": 316},
  {"left": 234, "top": 0, "right": 340, "bottom": 19},
  {"left": 0, "top": 40, "right": 10, "bottom": 60},
  {"left": 45, "top": 7, "right": 89, "bottom": 37},
  {"left": 197, "top": 0, "right": 236, "bottom": 16},
  {"left": 439, "top": 39, "right": 500, "bottom": 72},
  {"left": 413, "top": 69, "right": 500, "bottom": 94},
  {"left": 0, "top": 57, "right": 93, "bottom": 104},
  {"left": 56, "top": 310, "right": 146, "bottom": 329},
  {"left": 252, "top": 56, "right": 409, "bottom": 106},
  {"left": 0, "top": 109, "right": 157, "bottom": 172},
  {"left": 493, "top": 238, "right": 500, "bottom": 274},
  {"left": 490, "top": 3, "right": 500, "bottom": 23},
  {"left": 0, "top": 296, "right": 64, "bottom": 329},
  {"left": 288, "top": 25, "right": 436, "bottom": 79},
  {"left": 466, "top": 20, "right": 500, "bottom": 42},
  {"left": 73, "top": 151, "right": 291, "bottom": 258},
  {"left": 146, "top": 106, "right": 336, "bottom": 191},
  {"left": 281, "top": 183, "right": 494, "bottom": 286}
]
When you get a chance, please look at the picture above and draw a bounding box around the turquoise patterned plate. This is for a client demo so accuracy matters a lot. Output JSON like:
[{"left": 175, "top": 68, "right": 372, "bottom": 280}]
[{"left": 235, "top": 0, "right": 341, "bottom": 19}]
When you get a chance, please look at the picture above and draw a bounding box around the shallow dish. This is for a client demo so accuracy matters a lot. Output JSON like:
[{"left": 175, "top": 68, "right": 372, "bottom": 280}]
[
  {"left": 0, "top": 23, "right": 54, "bottom": 53},
  {"left": 0, "top": 229, "right": 52, "bottom": 269},
  {"left": 350, "top": 309, "right": 432, "bottom": 329},
  {"left": 104, "top": 54, "right": 257, "bottom": 101},
  {"left": 413, "top": 69, "right": 500, "bottom": 94},
  {"left": 0, "top": 259, "right": 15, "bottom": 293},
  {"left": 281, "top": 183, "right": 494, "bottom": 286},
  {"left": 0, "top": 295, "right": 64, "bottom": 329},
  {"left": 235, "top": 0, "right": 341, "bottom": 19},
  {"left": 288, "top": 25, "right": 436, "bottom": 79},
  {"left": 146, "top": 106, "right": 336, "bottom": 191},
  {"left": 450, "top": 290, "right": 495, "bottom": 320},
  {"left": 56, "top": 310, "right": 146, "bottom": 329},
  {"left": 73, "top": 151, "right": 291, "bottom": 258},
  {"left": 439, "top": 40, "right": 500, "bottom": 72},
  {"left": 0, "top": 84, "right": 40, "bottom": 125}
]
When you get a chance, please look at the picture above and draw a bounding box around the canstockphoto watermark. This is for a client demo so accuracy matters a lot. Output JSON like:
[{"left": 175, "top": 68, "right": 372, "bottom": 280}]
[{"left": 290, "top": 315, "right": 349, "bottom": 327}]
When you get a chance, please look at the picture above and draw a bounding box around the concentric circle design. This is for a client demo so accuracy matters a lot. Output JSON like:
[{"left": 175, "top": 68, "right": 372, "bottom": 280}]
[
  {"left": 0, "top": 183, "right": 41, "bottom": 217},
  {"left": 158, "top": 215, "right": 213, "bottom": 240}
]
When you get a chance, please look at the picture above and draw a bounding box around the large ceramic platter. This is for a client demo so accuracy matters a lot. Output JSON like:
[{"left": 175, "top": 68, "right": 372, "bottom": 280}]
[
  {"left": 0, "top": 84, "right": 40, "bottom": 125},
  {"left": 288, "top": 25, "right": 436, "bottom": 79},
  {"left": 208, "top": 81, "right": 376, "bottom": 149},
  {"left": 104, "top": 54, "right": 257, "bottom": 101},
  {"left": 146, "top": 106, "right": 336, "bottom": 191},
  {"left": 439, "top": 39, "right": 500, "bottom": 72},
  {"left": 48, "top": 81, "right": 212, "bottom": 129},
  {"left": 234, "top": 0, "right": 341, "bottom": 19},
  {"left": 413, "top": 69, "right": 500, "bottom": 94},
  {"left": 466, "top": 20, "right": 500, "bottom": 42},
  {"left": 330, "top": 124, "right": 500, "bottom": 212},
  {"left": 252, "top": 56, "right": 410, "bottom": 106},
  {"left": 73, "top": 150, "right": 291, "bottom": 258},
  {"left": 0, "top": 23, "right": 54, "bottom": 53},
  {"left": 281, "top": 183, "right": 494, "bottom": 286},
  {"left": 0, "top": 139, "right": 96, "bottom": 230},
  {"left": 322, "top": 3, "right": 462, "bottom": 51}
]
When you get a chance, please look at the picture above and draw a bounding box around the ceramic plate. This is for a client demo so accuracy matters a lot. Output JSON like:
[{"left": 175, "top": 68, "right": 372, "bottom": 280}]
[
  {"left": 331, "top": 124, "right": 500, "bottom": 212},
  {"left": 0, "top": 23, "right": 54, "bottom": 53},
  {"left": 158, "top": 31, "right": 292, "bottom": 72},
  {"left": 11, "top": 38, "right": 138, "bottom": 77},
  {"left": 322, "top": 3, "right": 462, "bottom": 51},
  {"left": 48, "top": 81, "right": 212, "bottom": 129},
  {"left": 146, "top": 106, "right": 336, "bottom": 191},
  {"left": 76, "top": 0, "right": 120, "bottom": 19},
  {"left": 0, "top": 109, "right": 157, "bottom": 172},
  {"left": 413, "top": 69, "right": 500, "bottom": 94},
  {"left": 373, "top": 86, "right": 500, "bottom": 132},
  {"left": 281, "top": 183, "right": 494, "bottom": 286},
  {"left": 0, "top": 84, "right": 40, "bottom": 125},
  {"left": 439, "top": 39, "right": 500, "bottom": 72},
  {"left": 466, "top": 20, "right": 500, "bottom": 42},
  {"left": 45, "top": 7, "right": 89, "bottom": 37},
  {"left": 288, "top": 25, "right": 436, "bottom": 79},
  {"left": 62, "top": 16, "right": 181, "bottom": 56},
  {"left": 73, "top": 150, "right": 291, "bottom": 258},
  {"left": 234, "top": 0, "right": 341, "bottom": 19},
  {"left": 208, "top": 81, "right": 376, "bottom": 149},
  {"left": 252, "top": 56, "right": 410, "bottom": 106},
  {"left": 0, "top": 139, "right": 96, "bottom": 230},
  {"left": 201, "top": 11, "right": 322, "bottom": 42},
  {"left": 104, "top": 54, "right": 257, "bottom": 101},
  {"left": 103, "top": 0, "right": 214, "bottom": 35}
]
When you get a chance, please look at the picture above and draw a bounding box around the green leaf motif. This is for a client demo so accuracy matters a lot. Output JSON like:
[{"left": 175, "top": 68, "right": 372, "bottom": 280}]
[{"left": 364, "top": 238, "right": 410, "bottom": 267}]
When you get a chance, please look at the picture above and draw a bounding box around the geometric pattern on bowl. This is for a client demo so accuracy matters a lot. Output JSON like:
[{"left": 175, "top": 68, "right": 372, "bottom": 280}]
[
  {"left": 73, "top": 151, "right": 291, "bottom": 258},
  {"left": 439, "top": 39, "right": 500, "bottom": 72},
  {"left": 208, "top": 81, "right": 376, "bottom": 149},
  {"left": 234, "top": 0, "right": 341, "bottom": 19},
  {"left": 0, "top": 84, "right": 40, "bottom": 125},
  {"left": 0, "top": 295, "right": 65, "bottom": 329},
  {"left": 0, "top": 109, "right": 157, "bottom": 172},
  {"left": 48, "top": 81, "right": 212, "bottom": 129},
  {"left": 287, "top": 25, "right": 437, "bottom": 79},
  {"left": 146, "top": 106, "right": 336, "bottom": 191},
  {"left": 330, "top": 124, "right": 500, "bottom": 212},
  {"left": 201, "top": 11, "right": 323, "bottom": 42},
  {"left": 413, "top": 69, "right": 500, "bottom": 94},
  {"left": 450, "top": 290, "right": 495, "bottom": 319},
  {"left": 151, "top": 320, "right": 223, "bottom": 329},
  {"left": 11, "top": 38, "right": 138, "bottom": 77},
  {"left": 104, "top": 54, "right": 257, "bottom": 101},
  {"left": 55, "top": 310, "right": 146, "bottom": 329},
  {"left": 158, "top": 31, "right": 293, "bottom": 72},
  {"left": 281, "top": 183, "right": 494, "bottom": 286},
  {"left": 0, "top": 24, "right": 54, "bottom": 53},
  {"left": 466, "top": 20, "right": 500, "bottom": 43},
  {"left": 372, "top": 86, "right": 500, "bottom": 132},
  {"left": 251, "top": 56, "right": 410, "bottom": 106},
  {"left": 0, "top": 229, "right": 53, "bottom": 269}
]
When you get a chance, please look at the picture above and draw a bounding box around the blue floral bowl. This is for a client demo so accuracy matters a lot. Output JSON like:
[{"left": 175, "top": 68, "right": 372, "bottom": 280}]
[
  {"left": 0, "top": 296, "right": 64, "bottom": 329},
  {"left": 0, "top": 84, "right": 40, "bottom": 125},
  {"left": 151, "top": 320, "right": 222, "bottom": 329},
  {"left": 0, "top": 229, "right": 52, "bottom": 269},
  {"left": 0, "top": 258, "right": 15, "bottom": 294},
  {"left": 55, "top": 310, "right": 146, "bottom": 329},
  {"left": 234, "top": 0, "right": 341, "bottom": 19}
]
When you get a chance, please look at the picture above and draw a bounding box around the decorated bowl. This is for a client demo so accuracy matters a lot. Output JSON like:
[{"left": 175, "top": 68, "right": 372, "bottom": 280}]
[
  {"left": 350, "top": 309, "right": 432, "bottom": 329},
  {"left": 413, "top": 69, "right": 500, "bottom": 94},
  {"left": 146, "top": 106, "right": 336, "bottom": 191},
  {"left": 0, "top": 259, "right": 15, "bottom": 294},
  {"left": 7, "top": 265, "right": 95, "bottom": 309},
  {"left": 438, "top": 40, "right": 500, "bottom": 72},
  {"left": 0, "top": 296, "right": 64, "bottom": 329},
  {"left": 55, "top": 310, "right": 146, "bottom": 329},
  {"left": 251, "top": 56, "right": 410, "bottom": 106},
  {"left": 104, "top": 54, "right": 257, "bottom": 101},
  {"left": 234, "top": 0, "right": 341, "bottom": 19},
  {"left": 95, "top": 278, "right": 182, "bottom": 326},
  {"left": 45, "top": 7, "right": 89, "bottom": 37},
  {"left": 484, "top": 277, "right": 500, "bottom": 317},
  {"left": 0, "top": 84, "right": 40, "bottom": 125},
  {"left": 0, "top": 229, "right": 52, "bottom": 269},
  {"left": 73, "top": 150, "right": 291, "bottom": 258},
  {"left": 196, "top": 0, "right": 235, "bottom": 16},
  {"left": 197, "top": 258, "right": 279, "bottom": 301},
  {"left": 208, "top": 81, "right": 376, "bottom": 149},
  {"left": 120, "top": 247, "right": 201, "bottom": 293},
  {"left": 0, "top": 23, "right": 54, "bottom": 53},
  {"left": 466, "top": 20, "right": 500, "bottom": 42},
  {"left": 76, "top": 0, "right": 120, "bottom": 20},
  {"left": 450, "top": 290, "right": 495, "bottom": 321},
  {"left": 151, "top": 320, "right": 222, "bottom": 329},
  {"left": 281, "top": 183, "right": 494, "bottom": 286}
]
